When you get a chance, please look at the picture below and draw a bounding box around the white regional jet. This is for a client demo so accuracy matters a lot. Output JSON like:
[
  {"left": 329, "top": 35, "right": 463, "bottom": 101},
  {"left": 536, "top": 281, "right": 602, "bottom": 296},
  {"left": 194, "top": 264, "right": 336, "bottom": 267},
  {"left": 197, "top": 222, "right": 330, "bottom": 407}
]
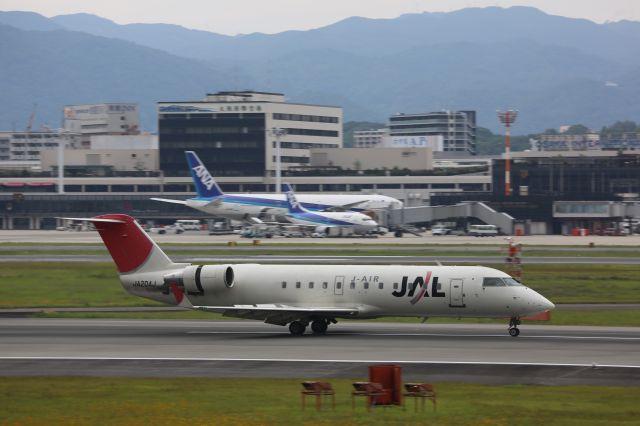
[
  {"left": 282, "top": 183, "right": 378, "bottom": 235},
  {"left": 151, "top": 151, "right": 402, "bottom": 222},
  {"left": 68, "top": 214, "right": 555, "bottom": 337}
]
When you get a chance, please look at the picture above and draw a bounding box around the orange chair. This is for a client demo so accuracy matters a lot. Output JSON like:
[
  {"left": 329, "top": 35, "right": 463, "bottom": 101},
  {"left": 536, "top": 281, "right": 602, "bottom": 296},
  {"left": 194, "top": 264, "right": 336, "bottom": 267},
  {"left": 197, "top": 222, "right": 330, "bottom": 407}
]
[
  {"left": 301, "top": 381, "right": 335, "bottom": 411},
  {"left": 403, "top": 383, "right": 436, "bottom": 412},
  {"left": 351, "top": 382, "right": 386, "bottom": 412}
]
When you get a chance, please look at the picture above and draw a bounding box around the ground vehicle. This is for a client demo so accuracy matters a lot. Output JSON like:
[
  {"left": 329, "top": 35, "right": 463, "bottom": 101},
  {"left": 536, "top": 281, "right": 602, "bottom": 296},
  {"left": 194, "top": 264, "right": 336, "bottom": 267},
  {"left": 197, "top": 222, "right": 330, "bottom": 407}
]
[
  {"left": 174, "top": 220, "right": 201, "bottom": 230},
  {"left": 150, "top": 224, "right": 184, "bottom": 234},
  {"left": 468, "top": 224, "right": 498, "bottom": 237},
  {"left": 431, "top": 225, "right": 452, "bottom": 236}
]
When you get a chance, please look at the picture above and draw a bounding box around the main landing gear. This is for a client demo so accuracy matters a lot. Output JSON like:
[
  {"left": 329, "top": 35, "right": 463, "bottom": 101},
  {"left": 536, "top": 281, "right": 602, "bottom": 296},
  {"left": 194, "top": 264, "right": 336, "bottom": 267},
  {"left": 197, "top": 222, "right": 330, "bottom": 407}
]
[
  {"left": 289, "top": 321, "right": 306, "bottom": 336},
  {"left": 288, "top": 318, "right": 334, "bottom": 336},
  {"left": 508, "top": 317, "right": 521, "bottom": 337}
]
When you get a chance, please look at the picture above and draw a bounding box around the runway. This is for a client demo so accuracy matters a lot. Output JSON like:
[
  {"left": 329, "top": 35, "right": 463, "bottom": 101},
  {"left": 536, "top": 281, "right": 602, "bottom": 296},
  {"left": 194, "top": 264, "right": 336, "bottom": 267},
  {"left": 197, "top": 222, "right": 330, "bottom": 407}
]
[{"left": 1, "top": 319, "right": 638, "bottom": 385}]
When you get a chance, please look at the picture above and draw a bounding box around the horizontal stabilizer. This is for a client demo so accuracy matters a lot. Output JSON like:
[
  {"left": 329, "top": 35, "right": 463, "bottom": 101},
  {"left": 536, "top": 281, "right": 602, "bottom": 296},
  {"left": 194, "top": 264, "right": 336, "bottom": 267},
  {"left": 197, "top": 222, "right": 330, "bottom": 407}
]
[{"left": 150, "top": 197, "right": 187, "bottom": 205}]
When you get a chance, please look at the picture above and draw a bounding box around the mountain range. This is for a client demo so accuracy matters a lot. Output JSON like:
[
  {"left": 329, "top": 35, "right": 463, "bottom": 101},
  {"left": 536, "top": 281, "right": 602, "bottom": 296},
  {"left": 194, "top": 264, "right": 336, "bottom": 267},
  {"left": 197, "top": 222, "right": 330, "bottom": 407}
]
[{"left": 0, "top": 6, "right": 639, "bottom": 134}]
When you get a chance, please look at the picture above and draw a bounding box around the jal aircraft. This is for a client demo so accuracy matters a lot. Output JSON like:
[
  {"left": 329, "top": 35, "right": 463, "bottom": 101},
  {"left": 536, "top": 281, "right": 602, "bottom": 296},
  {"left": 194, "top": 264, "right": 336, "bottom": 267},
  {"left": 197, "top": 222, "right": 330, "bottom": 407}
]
[
  {"left": 151, "top": 151, "right": 402, "bottom": 222},
  {"left": 282, "top": 183, "right": 378, "bottom": 235},
  {"left": 67, "top": 214, "right": 555, "bottom": 337}
]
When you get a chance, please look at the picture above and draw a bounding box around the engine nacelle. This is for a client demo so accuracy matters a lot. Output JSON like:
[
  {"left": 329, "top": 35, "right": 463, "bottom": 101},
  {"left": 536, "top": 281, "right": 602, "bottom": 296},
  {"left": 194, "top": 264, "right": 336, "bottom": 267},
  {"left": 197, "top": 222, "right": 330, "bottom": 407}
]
[{"left": 180, "top": 264, "right": 235, "bottom": 296}]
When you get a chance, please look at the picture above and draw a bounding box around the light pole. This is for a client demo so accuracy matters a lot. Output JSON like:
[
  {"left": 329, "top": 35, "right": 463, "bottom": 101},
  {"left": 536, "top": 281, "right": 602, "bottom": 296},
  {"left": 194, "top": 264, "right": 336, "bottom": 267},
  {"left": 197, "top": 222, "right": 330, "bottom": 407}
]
[
  {"left": 270, "top": 127, "right": 287, "bottom": 193},
  {"left": 56, "top": 129, "right": 70, "bottom": 195},
  {"left": 497, "top": 110, "right": 518, "bottom": 197}
]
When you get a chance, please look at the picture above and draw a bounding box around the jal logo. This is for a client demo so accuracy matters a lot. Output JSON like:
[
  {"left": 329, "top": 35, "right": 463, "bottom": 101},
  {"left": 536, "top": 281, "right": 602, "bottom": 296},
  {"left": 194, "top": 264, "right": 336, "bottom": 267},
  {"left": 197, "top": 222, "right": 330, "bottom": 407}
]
[
  {"left": 392, "top": 272, "right": 445, "bottom": 304},
  {"left": 192, "top": 165, "right": 215, "bottom": 191}
]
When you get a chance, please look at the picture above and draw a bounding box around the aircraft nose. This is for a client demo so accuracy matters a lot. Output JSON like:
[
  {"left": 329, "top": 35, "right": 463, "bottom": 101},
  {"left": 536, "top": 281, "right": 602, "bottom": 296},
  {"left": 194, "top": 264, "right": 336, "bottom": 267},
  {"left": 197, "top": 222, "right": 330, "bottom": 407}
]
[{"left": 540, "top": 295, "right": 555, "bottom": 311}]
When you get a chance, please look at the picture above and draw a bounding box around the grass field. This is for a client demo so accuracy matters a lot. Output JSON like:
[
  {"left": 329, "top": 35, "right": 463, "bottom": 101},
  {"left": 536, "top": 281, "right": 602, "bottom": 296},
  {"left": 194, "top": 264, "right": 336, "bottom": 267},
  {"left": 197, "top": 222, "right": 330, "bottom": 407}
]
[
  {"left": 1, "top": 377, "right": 638, "bottom": 426},
  {"left": 3, "top": 246, "right": 640, "bottom": 258}
]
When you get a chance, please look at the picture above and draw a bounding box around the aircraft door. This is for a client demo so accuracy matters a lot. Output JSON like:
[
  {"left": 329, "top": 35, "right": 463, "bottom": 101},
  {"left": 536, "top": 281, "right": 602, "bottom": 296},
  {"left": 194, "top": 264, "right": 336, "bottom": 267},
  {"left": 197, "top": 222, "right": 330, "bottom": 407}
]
[
  {"left": 334, "top": 276, "right": 345, "bottom": 296},
  {"left": 449, "top": 279, "right": 465, "bottom": 307}
]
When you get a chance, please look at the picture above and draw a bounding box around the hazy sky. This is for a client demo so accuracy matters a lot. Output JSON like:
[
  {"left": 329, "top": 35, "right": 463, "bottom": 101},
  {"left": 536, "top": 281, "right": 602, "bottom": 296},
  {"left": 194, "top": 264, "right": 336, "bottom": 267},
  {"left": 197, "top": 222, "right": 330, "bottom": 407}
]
[{"left": 2, "top": 0, "right": 639, "bottom": 35}]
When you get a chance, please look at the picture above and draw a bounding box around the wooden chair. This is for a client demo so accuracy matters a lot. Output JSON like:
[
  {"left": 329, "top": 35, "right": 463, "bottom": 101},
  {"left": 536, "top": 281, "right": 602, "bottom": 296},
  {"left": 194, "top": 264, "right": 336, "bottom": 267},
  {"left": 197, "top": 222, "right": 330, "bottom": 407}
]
[
  {"left": 301, "top": 381, "right": 335, "bottom": 411},
  {"left": 351, "top": 382, "right": 386, "bottom": 412},
  {"left": 403, "top": 383, "right": 436, "bottom": 412}
]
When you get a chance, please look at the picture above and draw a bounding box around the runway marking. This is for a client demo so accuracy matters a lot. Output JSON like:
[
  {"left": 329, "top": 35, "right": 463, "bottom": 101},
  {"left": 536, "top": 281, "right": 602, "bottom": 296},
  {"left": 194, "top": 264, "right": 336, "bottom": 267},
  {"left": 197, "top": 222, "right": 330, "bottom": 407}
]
[
  {"left": 0, "top": 356, "right": 638, "bottom": 369},
  {"left": 187, "top": 330, "right": 640, "bottom": 341}
]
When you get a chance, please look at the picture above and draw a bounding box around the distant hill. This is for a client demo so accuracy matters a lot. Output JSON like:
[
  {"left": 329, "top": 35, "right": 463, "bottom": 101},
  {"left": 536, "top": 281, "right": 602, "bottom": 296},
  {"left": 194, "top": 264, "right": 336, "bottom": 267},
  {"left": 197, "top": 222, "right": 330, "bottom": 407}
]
[
  {"left": 0, "top": 23, "right": 234, "bottom": 131},
  {"left": 0, "top": 7, "right": 639, "bottom": 133}
]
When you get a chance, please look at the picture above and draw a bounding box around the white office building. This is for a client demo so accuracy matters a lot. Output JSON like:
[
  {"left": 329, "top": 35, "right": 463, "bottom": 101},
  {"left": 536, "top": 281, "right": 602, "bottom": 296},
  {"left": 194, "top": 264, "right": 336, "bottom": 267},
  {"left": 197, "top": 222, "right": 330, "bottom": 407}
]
[{"left": 64, "top": 103, "right": 141, "bottom": 147}]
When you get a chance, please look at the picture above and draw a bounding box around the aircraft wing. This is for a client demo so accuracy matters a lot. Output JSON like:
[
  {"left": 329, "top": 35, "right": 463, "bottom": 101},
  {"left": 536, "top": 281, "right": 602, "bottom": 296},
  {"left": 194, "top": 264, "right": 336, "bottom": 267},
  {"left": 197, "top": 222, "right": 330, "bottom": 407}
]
[
  {"left": 150, "top": 197, "right": 187, "bottom": 205},
  {"left": 321, "top": 200, "right": 367, "bottom": 212},
  {"left": 194, "top": 304, "right": 360, "bottom": 325}
]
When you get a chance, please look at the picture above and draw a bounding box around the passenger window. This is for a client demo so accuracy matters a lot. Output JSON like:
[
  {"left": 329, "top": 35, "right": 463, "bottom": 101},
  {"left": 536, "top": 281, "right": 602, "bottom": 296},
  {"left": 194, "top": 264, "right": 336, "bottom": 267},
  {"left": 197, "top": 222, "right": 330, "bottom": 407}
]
[
  {"left": 281, "top": 281, "right": 286, "bottom": 289},
  {"left": 393, "top": 283, "right": 398, "bottom": 290},
  {"left": 322, "top": 282, "right": 328, "bottom": 289},
  {"left": 483, "top": 277, "right": 505, "bottom": 287},
  {"left": 364, "top": 282, "right": 369, "bottom": 290},
  {"left": 378, "top": 282, "right": 384, "bottom": 290},
  {"left": 296, "top": 281, "right": 301, "bottom": 289},
  {"left": 309, "top": 282, "right": 314, "bottom": 289},
  {"left": 350, "top": 282, "right": 355, "bottom": 289},
  {"left": 336, "top": 282, "right": 342, "bottom": 289}
]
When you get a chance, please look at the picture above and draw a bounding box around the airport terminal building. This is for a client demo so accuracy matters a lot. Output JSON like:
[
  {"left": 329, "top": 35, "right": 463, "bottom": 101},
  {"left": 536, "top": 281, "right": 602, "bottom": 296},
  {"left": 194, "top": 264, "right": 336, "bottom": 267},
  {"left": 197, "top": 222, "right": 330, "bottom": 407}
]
[{"left": 158, "top": 91, "right": 342, "bottom": 177}]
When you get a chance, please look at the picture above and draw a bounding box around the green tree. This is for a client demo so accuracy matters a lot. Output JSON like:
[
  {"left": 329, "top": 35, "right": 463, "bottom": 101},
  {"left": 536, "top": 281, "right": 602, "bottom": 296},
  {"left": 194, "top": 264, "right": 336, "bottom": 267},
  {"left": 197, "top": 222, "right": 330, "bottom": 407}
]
[
  {"left": 601, "top": 120, "right": 638, "bottom": 135},
  {"left": 343, "top": 121, "right": 386, "bottom": 148},
  {"left": 565, "top": 124, "right": 590, "bottom": 134},
  {"left": 475, "top": 127, "right": 530, "bottom": 155}
]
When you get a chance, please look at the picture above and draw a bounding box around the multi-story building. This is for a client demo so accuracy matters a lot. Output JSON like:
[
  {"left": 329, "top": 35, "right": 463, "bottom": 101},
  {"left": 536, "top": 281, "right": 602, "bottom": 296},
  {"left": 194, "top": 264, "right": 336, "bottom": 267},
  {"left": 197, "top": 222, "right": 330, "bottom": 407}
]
[
  {"left": 0, "top": 130, "right": 79, "bottom": 163},
  {"left": 531, "top": 133, "right": 600, "bottom": 151},
  {"left": 64, "top": 103, "right": 140, "bottom": 147},
  {"left": 388, "top": 110, "right": 476, "bottom": 155},
  {"left": 354, "top": 129, "right": 388, "bottom": 148},
  {"left": 158, "top": 91, "right": 342, "bottom": 177}
]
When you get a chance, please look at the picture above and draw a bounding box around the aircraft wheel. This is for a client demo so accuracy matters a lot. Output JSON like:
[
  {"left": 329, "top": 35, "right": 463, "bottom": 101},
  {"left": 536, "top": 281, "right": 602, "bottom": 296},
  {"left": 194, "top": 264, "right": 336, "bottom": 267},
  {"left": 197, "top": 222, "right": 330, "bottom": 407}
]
[
  {"left": 289, "top": 321, "right": 306, "bottom": 336},
  {"left": 508, "top": 327, "right": 520, "bottom": 337},
  {"left": 311, "top": 320, "right": 328, "bottom": 334}
]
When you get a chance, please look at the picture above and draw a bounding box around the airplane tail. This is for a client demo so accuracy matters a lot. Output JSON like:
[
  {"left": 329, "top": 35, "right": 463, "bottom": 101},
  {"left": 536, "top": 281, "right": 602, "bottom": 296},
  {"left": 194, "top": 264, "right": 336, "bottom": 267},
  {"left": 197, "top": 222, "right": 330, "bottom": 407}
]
[
  {"left": 88, "top": 214, "right": 180, "bottom": 274},
  {"left": 185, "top": 151, "right": 224, "bottom": 198},
  {"left": 283, "top": 183, "right": 306, "bottom": 214}
]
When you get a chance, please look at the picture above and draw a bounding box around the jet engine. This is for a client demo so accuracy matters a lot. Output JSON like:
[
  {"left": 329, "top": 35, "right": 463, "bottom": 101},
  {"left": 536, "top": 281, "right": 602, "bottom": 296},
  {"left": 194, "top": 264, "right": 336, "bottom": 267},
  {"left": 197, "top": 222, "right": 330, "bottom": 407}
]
[{"left": 164, "top": 264, "right": 234, "bottom": 296}]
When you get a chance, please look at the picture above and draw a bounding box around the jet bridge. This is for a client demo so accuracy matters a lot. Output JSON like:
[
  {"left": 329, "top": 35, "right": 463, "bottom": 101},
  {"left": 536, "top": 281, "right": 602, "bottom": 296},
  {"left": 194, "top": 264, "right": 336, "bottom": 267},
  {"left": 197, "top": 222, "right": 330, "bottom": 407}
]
[{"left": 386, "top": 202, "right": 515, "bottom": 235}]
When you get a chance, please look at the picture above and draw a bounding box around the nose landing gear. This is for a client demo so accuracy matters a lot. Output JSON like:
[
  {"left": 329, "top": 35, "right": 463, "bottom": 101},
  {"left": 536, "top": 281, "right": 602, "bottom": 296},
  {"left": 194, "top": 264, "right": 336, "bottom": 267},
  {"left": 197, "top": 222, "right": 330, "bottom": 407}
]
[{"left": 508, "top": 317, "right": 521, "bottom": 337}]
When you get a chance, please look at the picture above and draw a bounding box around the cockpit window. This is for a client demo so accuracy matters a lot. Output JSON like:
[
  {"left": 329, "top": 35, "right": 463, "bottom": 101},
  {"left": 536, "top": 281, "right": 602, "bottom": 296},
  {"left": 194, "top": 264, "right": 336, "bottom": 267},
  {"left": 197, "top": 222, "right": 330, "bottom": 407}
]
[
  {"left": 503, "top": 277, "right": 523, "bottom": 286},
  {"left": 483, "top": 277, "right": 506, "bottom": 287}
]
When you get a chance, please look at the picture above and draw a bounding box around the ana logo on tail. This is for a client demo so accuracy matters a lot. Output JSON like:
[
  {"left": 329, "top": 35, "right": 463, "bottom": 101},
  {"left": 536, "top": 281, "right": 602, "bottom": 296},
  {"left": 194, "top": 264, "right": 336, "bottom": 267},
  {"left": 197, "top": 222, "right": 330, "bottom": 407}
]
[
  {"left": 192, "top": 165, "right": 216, "bottom": 191},
  {"left": 286, "top": 190, "right": 301, "bottom": 210}
]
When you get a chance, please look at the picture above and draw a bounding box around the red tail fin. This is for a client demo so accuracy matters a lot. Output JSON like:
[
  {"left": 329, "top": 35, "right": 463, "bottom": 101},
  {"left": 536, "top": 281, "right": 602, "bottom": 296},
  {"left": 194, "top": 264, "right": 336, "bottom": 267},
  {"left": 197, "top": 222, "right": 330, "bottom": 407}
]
[{"left": 92, "top": 214, "right": 155, "bottom": 273}]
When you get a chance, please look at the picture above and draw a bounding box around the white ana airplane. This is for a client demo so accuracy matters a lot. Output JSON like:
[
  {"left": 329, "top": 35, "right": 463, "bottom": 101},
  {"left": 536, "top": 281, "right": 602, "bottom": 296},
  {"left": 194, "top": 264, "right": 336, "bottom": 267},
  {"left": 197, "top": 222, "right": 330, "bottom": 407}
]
[
  {"left": 282, "top": 183, "right": 378, "bottom": 235},
  {"left": 66, "top": 214, "right": 555, "bottom": 337},
  {"left": 151, "top": 151, "right": 402, "bottom": 222}
]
